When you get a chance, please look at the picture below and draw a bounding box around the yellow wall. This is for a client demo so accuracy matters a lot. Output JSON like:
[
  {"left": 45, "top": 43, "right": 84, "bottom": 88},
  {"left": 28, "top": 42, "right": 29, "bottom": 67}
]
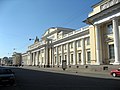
[
  {"left": 89, "top": 26, "right": 96, "bottom": 64},
  {"left": 88, "top": 0, "right": 111, "bottom": 17},
  {"left": 89, "top": 6, "right": 101, "bottom": 17}
]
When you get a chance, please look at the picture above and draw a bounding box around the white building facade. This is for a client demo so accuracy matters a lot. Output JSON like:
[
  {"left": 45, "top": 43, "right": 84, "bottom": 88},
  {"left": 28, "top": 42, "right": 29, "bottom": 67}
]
[{"left": 22, "top": 0, "right": 120, "bottom": 68}]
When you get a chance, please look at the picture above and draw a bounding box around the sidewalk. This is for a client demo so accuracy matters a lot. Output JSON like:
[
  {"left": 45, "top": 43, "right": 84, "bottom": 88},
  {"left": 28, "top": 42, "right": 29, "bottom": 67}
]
[
  {"left": 22, "top": 66, "right": 108, "bottom": 74},
  {"left": 20, "top": 66, "right": 120, "bottom": 79}
]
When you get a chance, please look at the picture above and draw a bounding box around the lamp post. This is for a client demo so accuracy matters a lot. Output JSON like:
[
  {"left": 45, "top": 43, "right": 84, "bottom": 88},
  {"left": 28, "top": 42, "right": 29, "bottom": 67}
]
[{"left": 29, "top": 38, "right": 34, "bottom": 41}]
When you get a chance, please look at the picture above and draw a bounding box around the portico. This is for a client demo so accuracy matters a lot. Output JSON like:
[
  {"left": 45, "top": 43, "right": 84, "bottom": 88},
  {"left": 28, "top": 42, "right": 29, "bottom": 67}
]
[{"left": 84, "top": 0, "right": 120, "bottom": 65}]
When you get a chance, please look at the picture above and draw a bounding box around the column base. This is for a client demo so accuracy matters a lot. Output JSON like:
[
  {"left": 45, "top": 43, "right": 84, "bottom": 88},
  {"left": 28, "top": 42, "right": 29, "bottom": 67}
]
[
  {"left": 91, "top": 62, "right": 101, "bottom": 65},
  {"left": 113, "top": 62, "right": 120, "bottom": 65},
  {"left": 80, "top": 63, "right": 85, "bottom": 65}
]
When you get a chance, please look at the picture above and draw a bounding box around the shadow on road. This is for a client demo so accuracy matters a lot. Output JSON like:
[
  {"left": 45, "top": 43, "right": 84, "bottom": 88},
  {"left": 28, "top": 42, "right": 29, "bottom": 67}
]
[{"left": 1, "top": 67, "right": 120, "bottom": 90}]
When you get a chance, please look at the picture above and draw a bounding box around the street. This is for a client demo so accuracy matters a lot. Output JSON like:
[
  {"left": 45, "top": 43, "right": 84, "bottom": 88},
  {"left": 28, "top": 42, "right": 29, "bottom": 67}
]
[{"left": 1, "top": 67, "right": 120, "bottom": 90}]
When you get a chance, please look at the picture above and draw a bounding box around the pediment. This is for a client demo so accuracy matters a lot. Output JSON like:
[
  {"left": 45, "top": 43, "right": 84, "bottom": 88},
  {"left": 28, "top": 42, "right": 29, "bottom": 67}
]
[{"left": 42, "top": 27, "right": 56, "bottom": 37}]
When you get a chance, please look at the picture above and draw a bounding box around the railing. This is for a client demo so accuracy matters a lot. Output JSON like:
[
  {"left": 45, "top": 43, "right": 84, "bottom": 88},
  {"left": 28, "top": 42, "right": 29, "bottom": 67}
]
[
  {"left": 62, "top": 26, "right": 89, "bottom": 39},
  {"left": 28, "top": 26, "right": 89, "bottom": 49}
]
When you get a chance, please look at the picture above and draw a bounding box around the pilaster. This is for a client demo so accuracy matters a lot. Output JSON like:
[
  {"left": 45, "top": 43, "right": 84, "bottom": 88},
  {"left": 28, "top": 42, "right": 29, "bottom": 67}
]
[
  {"left": 81, "top": 38, "right": 85, "bottom": 65},
  {"left": 112, "top": 17, "right": 120, "bottom": 65}
]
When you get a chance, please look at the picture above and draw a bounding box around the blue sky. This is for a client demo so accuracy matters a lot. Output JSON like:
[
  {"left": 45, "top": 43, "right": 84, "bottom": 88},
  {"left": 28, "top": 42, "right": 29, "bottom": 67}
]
[{"left": 0, "top": 0, "right": 100, "bottom": 58}]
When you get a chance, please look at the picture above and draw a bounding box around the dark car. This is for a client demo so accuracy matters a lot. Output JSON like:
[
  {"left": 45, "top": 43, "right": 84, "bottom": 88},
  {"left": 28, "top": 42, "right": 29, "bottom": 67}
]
[
  {"left": 110, "top": 68, "right": 120, "bottom": 77},
  {"left": 0, "top": 68, "right": 15, "bottom": 86}
]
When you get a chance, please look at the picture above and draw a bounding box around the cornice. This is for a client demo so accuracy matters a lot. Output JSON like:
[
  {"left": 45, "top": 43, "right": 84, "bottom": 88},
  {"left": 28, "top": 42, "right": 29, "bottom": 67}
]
[{"left": 84, "top": 2, "right": 120, "bottom": 25}]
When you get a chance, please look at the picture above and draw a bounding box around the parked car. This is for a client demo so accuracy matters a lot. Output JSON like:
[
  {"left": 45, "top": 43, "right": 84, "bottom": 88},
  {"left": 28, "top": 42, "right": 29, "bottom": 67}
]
[
  {"left": 110, "top": 68, "right": 120, "bottom": 77},
  {"left": 0, "top": 67, "right": 15, "bottom": 86}
]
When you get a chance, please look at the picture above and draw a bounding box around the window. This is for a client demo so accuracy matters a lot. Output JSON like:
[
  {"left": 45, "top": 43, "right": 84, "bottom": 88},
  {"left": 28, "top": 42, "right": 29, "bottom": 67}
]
[
  {"left": 107, "top": 24, "right": 113, "bottom": 34},
  {"left": 64, "top": 55, "right": 67, "bottom": 60},
  {"left": 70, "top": 42, "right": 73, "bottom": 49},
  {"left": 54, "top": 47, "right": 56, "bottom": 52},
  {"left": 71, "top": 54, "right": 73, "bottom": 64},
  {"left": 87, "top": 51, "right": 91, "bottom": 63},
  {"left": 59, "top": 56, "right": 61, "bottom": 64},
  {"left": 78, "top": 53, "right": 81, "bottom": 64},
  {"left": 42, "top": 57, "right": 43, "bottom": 63},
  {"left": 109, "top": 44, "right": 115, "bottom": 59},
  {"left": 0, "top": 69, "right": 13, "bottom": 74},
  {"left": 41, "top": 50, "right": 44, "bottom": 53}
]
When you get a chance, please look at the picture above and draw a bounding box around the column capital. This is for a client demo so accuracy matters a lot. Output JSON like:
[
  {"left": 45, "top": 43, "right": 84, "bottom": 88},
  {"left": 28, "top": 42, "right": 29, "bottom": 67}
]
[
  {"left": 111, "top": 16, "right": 119, "bottom": 21},
  {"left": 94, "top": 23, "right": 100, "bottom": 26}
]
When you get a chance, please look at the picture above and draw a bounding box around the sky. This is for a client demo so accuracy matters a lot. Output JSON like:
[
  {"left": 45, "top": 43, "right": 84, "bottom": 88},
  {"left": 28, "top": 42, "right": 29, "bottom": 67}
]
[{"left": 0, "top": 0, "right": 101, "bottom": 58}]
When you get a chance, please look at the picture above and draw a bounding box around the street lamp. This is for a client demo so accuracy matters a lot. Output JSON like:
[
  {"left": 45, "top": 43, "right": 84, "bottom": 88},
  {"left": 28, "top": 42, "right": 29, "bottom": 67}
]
[{"left": 29, "top": 38, "right": 34, "bottom": 41}]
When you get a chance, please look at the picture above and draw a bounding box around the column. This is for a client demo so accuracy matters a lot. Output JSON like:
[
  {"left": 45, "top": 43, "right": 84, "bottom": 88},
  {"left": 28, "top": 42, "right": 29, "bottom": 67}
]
[
  {"left": 32, "top": 52, "right": 35, "bottom": 66},
  {"left": 44, "top": 48, "right": 46, "bottom": 65},
  {"left": 73, "top": 41, "right": 77, "bottom": 65},
  {"left": 52, "top": 46, "right": 54, "bottom": 67},
  {"left": 67, "top": 43, "right": 70, "bottom": 65},
  {"left": 81, "top": 38, "right": 85, "bottom": 65},
  {"left": 112, "top": 17, "right": 120, "bottom": 65},
  {"left": 36, "top": 51, "right": 39, "bottom": 66},
  {"left": 61, "top": 45, "right": 64, "bottom": 61},
  {"left": 35, "top": 52, "right": 37, "bottom": 66},
  {"left": 56, "top": 46, "right": 59, "bottom": 66},
  {"left": 40, "top": 50, "right": 42, "bottom": 65},
  {"left": 30, "top": 52, "right": 32, "bottom": 65},
  {"left": 45, "top": 46, "right": 49, "bottom": 66},
  {"left": 50, "top": 47, "right": 52, "bottom": 66},
  {"left": 38, "top": 51, "right": 41, "bottom": 65},
  {"left": 95, "top": 24, "right": 102, "bottom": 65}
]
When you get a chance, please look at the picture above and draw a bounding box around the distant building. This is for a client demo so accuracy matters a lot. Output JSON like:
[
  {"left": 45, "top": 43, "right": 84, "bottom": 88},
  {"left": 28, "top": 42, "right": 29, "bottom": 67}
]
[
  {"left": 22, "top": 52, "right": 29, "bottom": 66},
  {"left": 12, "top": 52, "right": 22, "bottom": 66},
  {"left": 8, "top": 57, "right": 13, "bottom": 65}
]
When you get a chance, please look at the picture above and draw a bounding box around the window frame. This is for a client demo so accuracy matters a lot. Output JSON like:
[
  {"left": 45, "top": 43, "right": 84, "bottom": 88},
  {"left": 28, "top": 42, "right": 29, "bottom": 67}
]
[
  {"left": 87, "top": 51, "right": 91, "bottom": 63},
  {"left": 108, "top": 44, "right": 115, "bottom": 59}
]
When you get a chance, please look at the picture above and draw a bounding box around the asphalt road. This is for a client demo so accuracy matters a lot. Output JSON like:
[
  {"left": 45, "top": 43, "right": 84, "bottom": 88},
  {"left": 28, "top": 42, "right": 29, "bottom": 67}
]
[{"left": 1, "top": 67, "right": 120, "bottom": 90}]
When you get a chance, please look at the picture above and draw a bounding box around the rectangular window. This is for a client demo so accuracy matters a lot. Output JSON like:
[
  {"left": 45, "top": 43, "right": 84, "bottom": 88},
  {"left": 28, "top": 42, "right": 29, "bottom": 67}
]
[
  {"left": 109, "top": 44, "right": 115, "bottom": 59},
  {"left": 41, "top": 50, "right": 44, "bottom": 53},
  {"left": 107, "top": 24, "right": 113, "bottom": 34},
  {"left": 65, "top": 55, "right": 67, "bottom": 60},
  {"left": 54, "top": 47, "right": 56, "bottom": 52},
  {"left": 42, "top": 57, "right": 43, "bottom": 63},
  {"left": 71, "top": 54, "right": 73, "bottom": 64},
  {"left": 87, "top": 51, "right": 91, "bottom": 63},
  {"left": 78, "top": 53, "right": 81, "bottom": 64},
  {"left": 70, "top": 42, "right": 73, "bottom": 49}
]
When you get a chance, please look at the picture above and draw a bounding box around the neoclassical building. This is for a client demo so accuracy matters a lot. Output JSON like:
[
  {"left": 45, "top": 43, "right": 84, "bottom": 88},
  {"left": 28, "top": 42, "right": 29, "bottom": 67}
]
[{"left": 22, "top": 0, "right": 120, "bottom": 67}]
